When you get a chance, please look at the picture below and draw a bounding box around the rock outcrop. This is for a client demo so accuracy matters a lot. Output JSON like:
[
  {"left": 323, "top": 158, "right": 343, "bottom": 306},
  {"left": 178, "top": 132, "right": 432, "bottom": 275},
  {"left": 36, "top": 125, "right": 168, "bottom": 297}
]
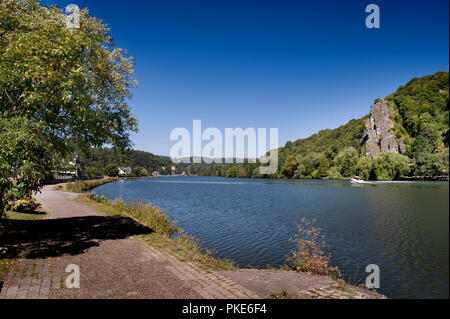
[{"left": 363, "top": 100, "right": 406, "bottom": 158}]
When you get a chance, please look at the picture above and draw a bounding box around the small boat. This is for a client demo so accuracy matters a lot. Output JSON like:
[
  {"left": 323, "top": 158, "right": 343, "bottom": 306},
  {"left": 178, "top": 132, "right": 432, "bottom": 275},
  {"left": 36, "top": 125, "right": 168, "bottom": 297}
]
[{"left": 350, "top": 176, "right": 366, "bottom": 184}]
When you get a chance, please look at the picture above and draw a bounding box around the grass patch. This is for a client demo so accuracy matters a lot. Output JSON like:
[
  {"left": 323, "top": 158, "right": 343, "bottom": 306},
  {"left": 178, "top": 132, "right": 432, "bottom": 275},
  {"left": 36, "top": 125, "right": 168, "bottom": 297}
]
[
  {"left": 54, "top": 178, "right": 115, "bottom": 193},
  {"left": 78, "top": 195, "right": 237, "bottom": 271},
  {"left": 0, "top": 258, "right": 16, "bottom": 281},
  {"left": 270, "top": 288, "right": 291, "bottom": 299},
  {"left": 5, "top": 210, "right": 47, "bottom": 221}
]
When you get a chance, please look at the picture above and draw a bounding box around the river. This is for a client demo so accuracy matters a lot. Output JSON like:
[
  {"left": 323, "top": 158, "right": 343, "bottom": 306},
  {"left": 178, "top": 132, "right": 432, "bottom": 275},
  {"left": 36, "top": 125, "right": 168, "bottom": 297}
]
[{"left": 92, "top": 176, "right": 449, "bottom": 299}]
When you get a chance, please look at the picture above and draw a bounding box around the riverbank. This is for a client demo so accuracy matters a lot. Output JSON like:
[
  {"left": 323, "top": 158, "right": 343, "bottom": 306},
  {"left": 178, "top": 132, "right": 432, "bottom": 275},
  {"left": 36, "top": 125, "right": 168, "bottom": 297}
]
[
  {"left": 54, "top": 178, "right": 116, "bottom": 193},
  {"left": 0, "top": 181, "right": 385, "bottom": 299}
]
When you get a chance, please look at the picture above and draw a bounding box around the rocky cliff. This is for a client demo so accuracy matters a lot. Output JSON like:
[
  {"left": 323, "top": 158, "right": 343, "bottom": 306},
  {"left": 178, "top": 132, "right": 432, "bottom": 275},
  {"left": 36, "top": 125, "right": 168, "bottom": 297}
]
[{"left": 363, "top": 100, "right": 406, "bottom": 158}]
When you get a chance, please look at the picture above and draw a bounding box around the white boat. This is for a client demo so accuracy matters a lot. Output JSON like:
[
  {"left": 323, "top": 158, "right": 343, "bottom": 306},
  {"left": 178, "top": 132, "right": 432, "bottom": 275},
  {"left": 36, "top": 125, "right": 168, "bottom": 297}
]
[{"left": 350, "top": 176, "right": 367, "bottom": 184}]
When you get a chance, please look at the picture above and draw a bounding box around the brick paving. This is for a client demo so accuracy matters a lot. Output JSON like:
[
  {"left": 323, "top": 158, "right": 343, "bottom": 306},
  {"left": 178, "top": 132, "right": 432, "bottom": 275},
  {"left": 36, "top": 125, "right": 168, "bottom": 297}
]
[
  {"left": 0, "top": 185, "right": 259, "bottom": 299},
  {"left": 0, "top": 185, "right": 383, "bottom": 299},
  {"left": 0, "top": 242, "right": 260, "bottom": 299}
]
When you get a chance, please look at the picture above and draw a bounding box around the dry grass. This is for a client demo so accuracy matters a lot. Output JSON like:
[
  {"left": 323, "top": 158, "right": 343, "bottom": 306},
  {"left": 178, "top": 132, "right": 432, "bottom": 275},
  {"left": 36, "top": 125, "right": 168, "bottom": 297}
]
[
  {"left": 287, "top": 218, "right": 340, "bottom": 277},
  {"left": 79, "top": 195, "right": 237, "bottom": 271},
  {"left": 54, "top": 178, "right": 115, "bottom": 193},
  {"left": 107, "top": 198, "right": 178, "bottom": 237}
]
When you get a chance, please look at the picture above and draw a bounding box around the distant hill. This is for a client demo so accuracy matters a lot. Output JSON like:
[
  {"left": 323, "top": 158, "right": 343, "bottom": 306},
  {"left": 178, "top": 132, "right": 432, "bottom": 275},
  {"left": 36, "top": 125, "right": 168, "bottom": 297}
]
[
  {"left": 79, "top": 148, "right": 175, "bottom": 175},
  {"left": 193, "top": 71, "right": 449, "bottom": 180},
  {"left": 279, "top": 117, "right": 369, "bottom": 164},
  {"left": 79, "top": 72, "right": 448, "bottom": 180}
]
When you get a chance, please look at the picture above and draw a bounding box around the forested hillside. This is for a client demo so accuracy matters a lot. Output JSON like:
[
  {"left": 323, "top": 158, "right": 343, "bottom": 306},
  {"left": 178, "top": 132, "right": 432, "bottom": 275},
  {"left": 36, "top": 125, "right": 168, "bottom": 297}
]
[
  {"left": 78, "top": 148, "right": 176, "bottom": 177},
  {"left": 385, "top": 71, "right": 449, "bottom": 177},
  {"left": 79, "top": 72, "right": 448, "bottom": 180},
  {"left": 193, "top": 72, "right": 449, "bottom": 180}
]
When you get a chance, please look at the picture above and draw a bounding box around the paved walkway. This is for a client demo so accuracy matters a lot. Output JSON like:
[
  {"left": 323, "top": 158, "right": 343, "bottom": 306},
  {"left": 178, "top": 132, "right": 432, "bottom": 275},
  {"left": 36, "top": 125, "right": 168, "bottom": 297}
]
[
  {"left": 0, "top": 186, "right": 259, "bottom": 299},
  {"left": 0, "top": 185, "right": 383, "bottom": 299}
]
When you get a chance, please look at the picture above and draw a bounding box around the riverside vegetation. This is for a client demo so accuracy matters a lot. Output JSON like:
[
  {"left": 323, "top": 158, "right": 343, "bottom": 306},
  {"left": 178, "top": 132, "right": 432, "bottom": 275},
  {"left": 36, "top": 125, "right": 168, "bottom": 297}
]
[
  {"left": 190, "top": 72, "right": 449, "bottom": 181},
  {"left": 80, "top": 194, "right": 238, "bottom": 271},
  {"left": 54, "top": 178, "right": 116, "bottom": 193},
  {"left": 56, "top": 72, "right": 448, "bottom": 182},
  {"left": 0, "top": 0, "right": 138, "bottom": 226},
  {"left": 56, "top": 179, "right": 237, "bottom": 270},
  {"left": 60, "top": 179, "right": 344, "bottom": 278}
]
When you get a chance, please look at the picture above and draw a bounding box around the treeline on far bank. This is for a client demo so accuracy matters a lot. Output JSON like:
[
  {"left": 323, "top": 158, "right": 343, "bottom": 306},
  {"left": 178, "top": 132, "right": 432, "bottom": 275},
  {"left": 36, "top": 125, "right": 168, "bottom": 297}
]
[
  {"left": 75, "top": 148, "right": 186, "bottom": 178},
  {"left": 191, "top": 72, "right": 450, "bottom": 181},
  {"left": 190, "top": 147, "right": 448, "bottom": 181}
]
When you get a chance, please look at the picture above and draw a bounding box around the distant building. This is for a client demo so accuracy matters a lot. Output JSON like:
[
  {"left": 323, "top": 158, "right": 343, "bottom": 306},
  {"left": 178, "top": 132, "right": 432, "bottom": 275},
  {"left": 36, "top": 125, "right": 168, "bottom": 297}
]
[
  {"left": 152, "top": 171, "right": 161, "bottom": 177},
  {"left": 118, "top": 167, "right": 132, "bottom": 176}
]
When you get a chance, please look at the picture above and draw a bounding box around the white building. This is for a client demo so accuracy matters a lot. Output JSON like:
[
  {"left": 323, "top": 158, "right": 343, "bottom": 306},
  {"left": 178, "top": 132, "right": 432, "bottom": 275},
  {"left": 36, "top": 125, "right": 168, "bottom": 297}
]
[{"left": 118, "top": 167, "right": 132, "bottom": 176}]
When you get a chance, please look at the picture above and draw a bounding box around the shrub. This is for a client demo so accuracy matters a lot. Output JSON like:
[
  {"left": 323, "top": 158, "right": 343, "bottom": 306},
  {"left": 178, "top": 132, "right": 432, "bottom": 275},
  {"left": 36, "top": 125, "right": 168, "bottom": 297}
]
[
  {"left": 84, "top": 167, "right": 103, "bottom": 178},
  {"left": 10, "top": 197, "right": 41, "bottom": 213},
  {"left": 94, "top": 195, "right": 108, "bottom": 203},
  {"left": 133, "top": 167, "right": 148, "bottom": 177},
  {"left": 104, "top": 164, "right": 119, "bottom": 177},
  {"left": 287, "top": 218, "right": 340, "bottom": 277}
]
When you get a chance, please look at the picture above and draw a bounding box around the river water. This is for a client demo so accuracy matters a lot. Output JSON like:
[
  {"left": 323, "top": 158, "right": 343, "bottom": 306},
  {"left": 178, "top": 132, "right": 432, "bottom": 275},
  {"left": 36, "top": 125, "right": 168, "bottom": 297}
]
[{"left": 92, "top": 176, "right": 449, "bottom": 298}]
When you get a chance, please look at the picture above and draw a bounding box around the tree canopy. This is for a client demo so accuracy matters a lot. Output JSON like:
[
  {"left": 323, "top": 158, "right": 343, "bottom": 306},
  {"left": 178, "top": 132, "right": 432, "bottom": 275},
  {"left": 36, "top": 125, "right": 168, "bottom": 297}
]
[
  {"left": 0, "top": 116, "right": 56, "bottom": 214},
  {"left": 0, "top": 0, "right": 138, "bottom": 152},
  {"left": 0, "top": 1, "right": 138, "bottom": 218}
]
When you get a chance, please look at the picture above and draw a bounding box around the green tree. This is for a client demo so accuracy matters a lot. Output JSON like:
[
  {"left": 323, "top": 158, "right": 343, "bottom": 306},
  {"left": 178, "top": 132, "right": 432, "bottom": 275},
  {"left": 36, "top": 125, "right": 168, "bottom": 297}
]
[
  {"left": 356, "top": 157, "right": 374, "bottom": 180},
  {"left": 0, "top": 1, "right": 139, "bottom": 219},
  {"left": 225, "top": 166, "right": 239, "bottom": 178},
  {"left": 104, "top": 164, "right": 119, "bottom": 177},
  {"left": 436, "top": 148, "right": 450, "bottom": 176},
  {"left": 333, "top": 147, "right": 359, "bottom": 177},
  {"left": 373, "top": 153, "right": 410, "bottom": 181},
  {"left": 0, "top": 117, "right": 56, "bottom": 218},
  {"left": 328, "top": 166, "right": 342, "bottom": 180},
  {"left": 0, "top": 0, "right": 138, "bottom": 152},
  {"left": 133, "top": 166, "right": 147, "bottom": 177},
  {"left": 317, "top": 156, "right": 329, "bottom": 178},
  {"left": 84, "top": 166, "right": 103, "bottom": 178},
  {"left": 282, "top": 155, "right": 297, "bottom": 178}
]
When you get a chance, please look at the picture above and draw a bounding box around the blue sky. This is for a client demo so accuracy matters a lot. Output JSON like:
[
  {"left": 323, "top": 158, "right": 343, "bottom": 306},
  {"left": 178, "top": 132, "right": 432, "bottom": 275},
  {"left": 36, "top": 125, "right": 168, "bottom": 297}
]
[{"left": 49, "top": 0, "right": 449, "bottom": 156}]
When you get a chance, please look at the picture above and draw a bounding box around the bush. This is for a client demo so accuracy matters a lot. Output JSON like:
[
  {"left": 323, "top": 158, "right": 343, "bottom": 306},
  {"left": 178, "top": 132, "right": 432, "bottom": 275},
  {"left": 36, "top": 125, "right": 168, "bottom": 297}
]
[
  {"left": 94, "top": 194, "right": 108, "bottom": 203},
  {"left": 0, "top": 116, "right": 55, "bottom": 219},
  {"left": 84, "top": 167, "right": 103, "bottom": 178},
  {"left": 104, "top": 164, "right": 119, "bottom": 177},
  {"left": 133, "top": 166, "right": 148, "bottom": 177},
  {"left": 287, "top": 218, "right": 340, "bottom": 277},
  {"left": 10, "top": 197, "right": 41, "bottom": 213}
]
